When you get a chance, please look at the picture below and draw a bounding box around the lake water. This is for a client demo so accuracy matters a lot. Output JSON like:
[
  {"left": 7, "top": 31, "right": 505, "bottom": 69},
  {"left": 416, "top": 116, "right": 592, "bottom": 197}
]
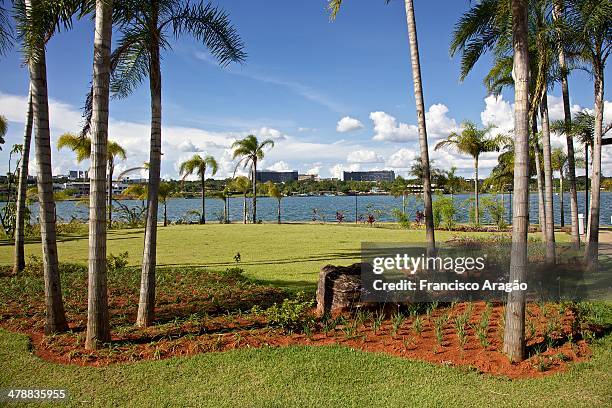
[{"left": 14, "top": 192, "right": 612, "bottom": 226}]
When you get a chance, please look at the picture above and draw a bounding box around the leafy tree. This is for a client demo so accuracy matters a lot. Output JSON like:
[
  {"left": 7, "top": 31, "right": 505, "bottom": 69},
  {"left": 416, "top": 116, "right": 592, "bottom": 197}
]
[
  {"left": 435, "top": 121, "right": 505, "bottom": 223},
  {"left": 103, "top": 0, "right": 245, "bottom": 327},
  {"left": 179, "top": 154, "right": 218, "bottom": 224},
  {"left": 265, "top": 181, "right": 283, "bottom": 224},
  {"left": 0, "top": 114, "right": 7, "bottom": 149},
  {"left": 231, "top": 175, "right": 251, "bottom": 223},
  {"left": 232, "top": 135, "right": 274, "bottom": 223}
]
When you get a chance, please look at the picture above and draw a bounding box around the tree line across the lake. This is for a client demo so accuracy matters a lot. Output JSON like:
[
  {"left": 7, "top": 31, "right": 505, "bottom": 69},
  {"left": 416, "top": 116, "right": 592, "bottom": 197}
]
[{"left": 0, "top": 0, "right": 609, "bottom": 364}]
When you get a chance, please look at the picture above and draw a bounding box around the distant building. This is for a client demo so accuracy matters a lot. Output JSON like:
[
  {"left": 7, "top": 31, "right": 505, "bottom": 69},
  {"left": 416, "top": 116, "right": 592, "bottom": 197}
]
[
  {"left": 112, "top": 182, "right": 129, "bottom": 195},
  {"left": 68, "top": 170, "right": 88, "bottom": 180},
  {"left": 255, "top": 170, "right": 298, "bottom": 183},
  {"left": 63, "top": 181, "right": 90, "bottom": 196},
  {"left": 343, "top": 170, "right": 395, "bottom": 182},
  {"left": 298, "top": 174, "right": 319, "bottom": 182}
]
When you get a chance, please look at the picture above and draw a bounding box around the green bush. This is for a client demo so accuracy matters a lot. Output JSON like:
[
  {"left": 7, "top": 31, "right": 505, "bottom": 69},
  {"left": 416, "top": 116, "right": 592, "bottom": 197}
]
[
  {"left": 263, "top": 292, "right": 314, "bottom": 332},
  {"left": 106, "top": 251, "right": 129, "bottom": 271},
  {"left": 392, "top": 208, "right": 411, "bottom": 229},
  {"left": 481, "top": 197, "right": 507, "bottom": 229},
  {"left": 219, "top": 267, "right": 245, "bottom": 280},
  {"left": 432, "top": 196, "right": 457, "bottom": 230}
]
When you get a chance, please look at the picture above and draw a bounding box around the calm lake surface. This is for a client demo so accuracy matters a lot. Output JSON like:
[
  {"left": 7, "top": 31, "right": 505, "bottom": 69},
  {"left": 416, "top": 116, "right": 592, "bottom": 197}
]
[{"left": 15, "top": 192, "right": 612, "bottom": 226}]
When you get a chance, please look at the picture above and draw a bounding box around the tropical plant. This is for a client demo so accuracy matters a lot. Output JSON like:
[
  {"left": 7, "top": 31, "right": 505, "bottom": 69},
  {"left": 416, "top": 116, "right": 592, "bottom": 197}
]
[
  {"left": 179, "top": 154, "right": 218, "bottom": 224},
  {"left": 435, "top": 121, "right": 505, "bottom": 224},
  {"left": 14, "top": 0, "right": 82, "bottom": 333},
  {"left": 57, "top": 133, "right": 127, "bottom": 226},
  {"left": 232, "top": 135, "right": 274, "bottom": 223},
  {"left": 502, "top": 0, "right": 530, "bottom": 363},
  {"left": 102, "top": 0, "right": 245, "bottom": 327},
  {"left": 328, "top": 0, "right": 435, "bottom": 251},
  {"left": 231, "top": 175, "right": 250, "bottom": 224},
  {"left": 85, "top": 0, "right": 113, "bottom": 350},
  {"left": 564, "top": 0, "right": 611, "bottom": 262},
  {"left": 265, "top": 181, "right": 283, "bottom": 224},
  {"left": 158, "top": 182, "right": 173, "bottom": 227}
]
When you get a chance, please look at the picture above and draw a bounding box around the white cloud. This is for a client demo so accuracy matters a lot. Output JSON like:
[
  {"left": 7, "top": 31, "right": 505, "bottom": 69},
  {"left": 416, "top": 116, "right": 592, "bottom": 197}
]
[
  {"left": 252, "top": 126, "right": 287, "bottom": 140},
  {"left": 346, "top": 149, "right": 383, "bottom": 163},
  {"left": 336, "top": 116, "right": 364, "bottom": 133},
  {"left": 385, "top": 148, "right": 417, "bottom": 168},
  {"left": 266, "top": 160, "right": 292, "bottom": 171},
  {"left": 370, "top": 104, "right": 457, "bottom": 142},
  {"left": 481, "top": 95, "right": 514, "bottom": 133},
  {"left": 305, "top": 165, "right": 321, "bottom": 175},
  {"left": 370, "top": 111, "right": 418, "bottom": 142}
]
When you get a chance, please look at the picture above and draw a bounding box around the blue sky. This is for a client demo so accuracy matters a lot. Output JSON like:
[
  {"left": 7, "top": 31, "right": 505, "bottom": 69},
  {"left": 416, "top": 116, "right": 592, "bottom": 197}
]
[{"left": 0, "top": 0, "right": 610, "bottom": 179}]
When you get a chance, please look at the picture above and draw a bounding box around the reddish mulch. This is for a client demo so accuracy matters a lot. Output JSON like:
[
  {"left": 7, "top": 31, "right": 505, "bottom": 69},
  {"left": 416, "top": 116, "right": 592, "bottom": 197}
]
[{"left": 0, "top": 298, "right": 595, "bottom": 379}]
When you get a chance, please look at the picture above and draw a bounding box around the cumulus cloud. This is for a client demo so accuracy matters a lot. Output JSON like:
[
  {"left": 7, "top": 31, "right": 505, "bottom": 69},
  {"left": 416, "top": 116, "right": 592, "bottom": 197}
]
[
  {"left": 336, "top": 116, "right": 364, "bottom": 133},
  {"left": 265, "top": 160, "right": 292, "bottom": 171},
  {"left": 370, "top": 111, "right": 418, "bottom": 142},
  {"left": 346, "top": 149, "right": 384, "bottom": 163},
  {"left": 330, "top": 163, "right": 361, "bottom": 180},
  {"left": 252, "top": 126, "right": 287, "bottom": 140},
  {"left": 481, "top": 95, "right": 514, "bottom": 133},
  {"left": 370, "top": 104, "right": 457, "bottom": 142},
  {"left": 385, "top": 148, "right": 417, "bottom": 168}
]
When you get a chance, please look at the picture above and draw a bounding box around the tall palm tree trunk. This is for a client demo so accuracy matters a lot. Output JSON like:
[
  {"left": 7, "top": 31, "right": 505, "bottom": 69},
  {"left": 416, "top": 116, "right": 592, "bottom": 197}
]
[
  {"left": 252, "top": 161, "right": 257, "bottom": 223},
  {"left": 86, "top": 0, "right": 113, "bottom": 350},
  {"left": 532, "top": 119, "right": 546, "bottom": 235},
  {"left": 243, "top": 193, "right": 247, "bottom": 223},
  {"left": 540, "top": 91, "right": 556, "bottom": 263},
  {"left": 552, "top": 0, "right": 579, "bottom": 248},
  {"left": 107, "top": 160, "right": 113, "bottom": 227},
  {"left": 28, "top": 1, "right": 68, "bottom": 333},
  {"left": 200, "top": 172, "right": 206, "bottom": 224},
  {"left": 560, "top": 171, "right": 565, "bottom": 227},
  {"left": 585, "top": 145, "right": 588, "bottom": 224},
  {"left": 404, "top": 0, "right": 435, "bottom": 250},
  {"left": 13, "top": 84, "right": 33, "bottom": 274},
  {"left": 503, "top": 0, "right": 529, "bottom": 363},
  {"left": 137, "top": 37, "right": 162, "bottom": 327},
  {"left": 585, "top": 65, "right": 604, "bottom": 263},
  {"left": 474, "top": 156, "right": 479, "bottom": 224}
]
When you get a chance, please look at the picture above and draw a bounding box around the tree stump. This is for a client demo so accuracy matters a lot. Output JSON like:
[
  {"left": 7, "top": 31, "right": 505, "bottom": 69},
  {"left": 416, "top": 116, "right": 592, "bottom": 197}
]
[{"left": 316, "top": 263, "right": 365, "bottom": 315}]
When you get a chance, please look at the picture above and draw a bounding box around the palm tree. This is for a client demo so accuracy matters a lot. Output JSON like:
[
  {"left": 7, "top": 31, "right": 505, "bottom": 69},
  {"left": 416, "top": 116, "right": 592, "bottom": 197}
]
[
  {"left": 552, "top": 0, "right": 580, "bottom": 249},
  {"left": 231, "top": 175, "right": 251, "bottom": 223},
  {"left": 265, "top": 181, "right": 282, "bottom": 224},
  {"left": 85, "top": 0, "right": 113, "bottom": 350},
  {"left": 105, "top": 1, "right": 245, "bottom": 327},
  {"left": 232, "top": 135, "right": 274, "bottom": 224},
  {"left": 503, "top": 0, "right": 530, "bottom": 363},
  {"left": 0, "top": 114, "right": 7, "bottom": 149},
  {"left": 13, "top": 86, "right": 33, "bottom": 273},
  {"left": 551, "top": 147, "right": 568, "bottom": 227},
  {"left": 158, "top": 182, "right": 172, "bottom": 226},
  {"left": 16, "top": 0, "right": 80, "bottom": 333},
  {"left": 57, "top": 133, "right": 127, "bottom": 227},
  {"left": 328, "top": 0, "right": 436, "bottom": 251},
  {"left": 564, "top": 0, "right": 611, "bottom": 262},
  {"left": 179, "top": 154, "right": 218, "bottom": 224},
  {"left": 435, "top": 121, "right": 504, "bottom": 224},
  {"left": 0, "top": 0, "right": 13, "bottom": 56}
]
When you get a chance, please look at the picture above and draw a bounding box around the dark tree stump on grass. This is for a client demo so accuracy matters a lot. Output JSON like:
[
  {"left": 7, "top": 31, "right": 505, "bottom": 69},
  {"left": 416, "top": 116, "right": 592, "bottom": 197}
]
[{"left": 316, "top": 263, "right": 366, "bottom": 316}]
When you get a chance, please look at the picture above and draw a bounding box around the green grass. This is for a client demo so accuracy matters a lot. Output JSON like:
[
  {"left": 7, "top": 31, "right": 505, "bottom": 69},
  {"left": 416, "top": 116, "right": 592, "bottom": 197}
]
[
  {"left": 0, "top": 223, "right": 567, "bottom": 291},
  {"left": 0, "top": 329, "right": 610, "bottom": 407},
  {"left": 0, "top": 224, "right": 602, "bottom": 407}
]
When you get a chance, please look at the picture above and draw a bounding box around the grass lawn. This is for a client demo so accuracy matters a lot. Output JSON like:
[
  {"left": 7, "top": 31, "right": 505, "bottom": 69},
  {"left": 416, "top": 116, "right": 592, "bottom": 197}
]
[
  {"left": 0, "top": 223, "right": 565, "bottom": 291},
  {"left": 1, "top": 223, "right": 605, "bottom": 408},
  {"left": 0, "top": 329, "right": 610, "bottom": 407}
]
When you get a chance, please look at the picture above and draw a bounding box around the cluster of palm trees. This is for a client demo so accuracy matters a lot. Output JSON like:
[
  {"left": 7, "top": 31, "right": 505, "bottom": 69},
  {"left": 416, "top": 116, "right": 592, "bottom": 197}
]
[
  {"left": 177, "top": 134, "right": 276, "bottom": 224},
  {"left": 331, "top": 0, "right": 610, "bottom": 362},
  {"left": 1, "top": 0, "right": 246, "bottom": 347}
]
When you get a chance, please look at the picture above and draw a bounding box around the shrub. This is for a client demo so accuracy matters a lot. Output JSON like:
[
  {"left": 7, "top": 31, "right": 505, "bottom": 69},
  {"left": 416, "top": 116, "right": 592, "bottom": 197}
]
[
  {"left": 481, "top": 197, "right": 507, "bottom": 229},
  {"left": 432, "top": 196, "right": 457, "bottom": 230},
  {"left": 219, "top": 267, "right": 245, "bottom": 280},
  {"left": 264, "top": 292, "right": 314, "bottom": 332},
  {"left": 392, "top": 208, "right": 411, "bottom": 229},
  {"left": 106, "top": 252, "right": 129, "bottom": 271}
]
